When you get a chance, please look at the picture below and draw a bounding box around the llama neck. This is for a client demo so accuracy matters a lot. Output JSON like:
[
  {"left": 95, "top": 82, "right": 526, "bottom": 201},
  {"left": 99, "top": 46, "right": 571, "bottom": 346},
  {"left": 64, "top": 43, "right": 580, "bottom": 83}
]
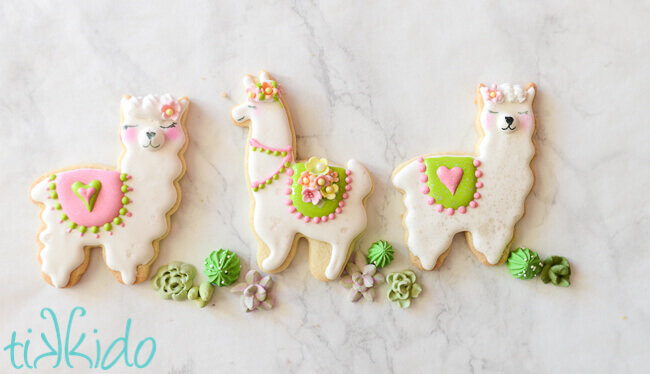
[
  {"left": 120, "top": 151, "right": 182, "bottom": 213},
  {"left": 478, "top": 132, "right": 535, "bottom": 201},
  {"left": 247, "top": 109, "right": 295, "bottom": 185}
]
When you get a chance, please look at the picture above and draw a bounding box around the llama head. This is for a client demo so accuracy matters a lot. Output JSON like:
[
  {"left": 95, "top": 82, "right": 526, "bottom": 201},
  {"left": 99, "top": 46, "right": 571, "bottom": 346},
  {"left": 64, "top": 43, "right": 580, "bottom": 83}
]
[
  {"left": 120, "top": 94, "right": 190, "bottom": 154},
  {"left": 231, "top": 71, "right": 286, "bottom": 127},
  {"left": 477, "top": 83, "right": 536, "bottom": 136}
]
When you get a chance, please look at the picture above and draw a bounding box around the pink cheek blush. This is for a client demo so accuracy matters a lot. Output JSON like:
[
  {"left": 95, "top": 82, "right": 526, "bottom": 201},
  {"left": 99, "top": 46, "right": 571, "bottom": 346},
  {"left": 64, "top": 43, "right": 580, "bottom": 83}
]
[
  {"left": 481, "top": 112, "right": 495, "bottom": 131},
  {"left": 122, "top": 128, "right": 138, "bottom": 143},
  {"left": 165, "top": 127, "right": 181, "bottom": 140},
  {"left": 518, "top": 114, "right": 530, "bottom": 129}
]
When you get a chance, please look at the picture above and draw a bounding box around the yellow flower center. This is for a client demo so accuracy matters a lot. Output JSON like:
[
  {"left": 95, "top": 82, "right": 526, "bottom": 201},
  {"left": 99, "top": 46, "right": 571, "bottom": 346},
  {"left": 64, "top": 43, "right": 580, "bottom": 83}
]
[
  {"left": 318, "top": 178, "right": 325, "bottom": 186},
  {"left": 248, "top": 92, "right": 255, "bottom": 98},
  {"left": 489, "top": 91, "right": 496, "bottom": 98},
  {"left": 165, "top": 108, "right": 174, "bottom": 116},
  {"left": 265, "top": 87, "right": 273, "bottom": 95},
  {"left": 325, "top": 186, "right": 333, "bottom": 193}
]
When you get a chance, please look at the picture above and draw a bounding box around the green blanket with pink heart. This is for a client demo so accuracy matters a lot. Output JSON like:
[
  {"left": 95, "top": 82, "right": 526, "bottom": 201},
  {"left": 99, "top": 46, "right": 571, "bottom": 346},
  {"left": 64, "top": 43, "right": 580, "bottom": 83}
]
[{"left": 421, "top": 156, "right": 483, "bottom": 211}]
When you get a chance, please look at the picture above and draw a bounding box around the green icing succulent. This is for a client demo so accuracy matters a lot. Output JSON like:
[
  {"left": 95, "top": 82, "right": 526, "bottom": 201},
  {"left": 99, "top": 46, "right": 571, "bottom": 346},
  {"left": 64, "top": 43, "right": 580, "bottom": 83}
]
[
  {"left": 204, "top": 249, "right": 241, "bottom": 287},
  {"left": 188, "top": 281, "right": 215, "bottom": 308},
  {"left": 540, "top": 256, "right": 571, "bottom": 287},
  {"left": 386, "top": 270, "right": 422, "bottom": 308},
  {"left": 507, "top": 247, "right": 543, "bottom": 280},
  {"left": 151, "top": 262, "right": 196, "bottom": 301},
  {"left": 367, "top": 240, "right": 395, "bottom": 268}
]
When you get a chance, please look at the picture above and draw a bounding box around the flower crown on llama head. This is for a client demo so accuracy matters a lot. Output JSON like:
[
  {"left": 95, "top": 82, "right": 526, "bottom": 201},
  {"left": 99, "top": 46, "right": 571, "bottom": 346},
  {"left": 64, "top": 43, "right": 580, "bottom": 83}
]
[
  {"left": 480, "top": 84, "right": 528, "bottom": 104},
  {"left": 243, "top": 72, "right": 284, "bottom": 108},
  {"left": 121, "top": 94, "right": 186, "bottom": 121}
]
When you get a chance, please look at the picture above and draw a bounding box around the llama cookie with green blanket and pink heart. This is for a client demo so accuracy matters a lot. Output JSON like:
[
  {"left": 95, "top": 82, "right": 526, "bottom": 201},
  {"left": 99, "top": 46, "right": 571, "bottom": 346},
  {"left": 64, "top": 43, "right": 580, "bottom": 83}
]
[
  {"left": 30, "top": 94, "right": 190, "bottom": 288},
  {"left": 393, "top": 83, "right": 537, "bottom": 271}
]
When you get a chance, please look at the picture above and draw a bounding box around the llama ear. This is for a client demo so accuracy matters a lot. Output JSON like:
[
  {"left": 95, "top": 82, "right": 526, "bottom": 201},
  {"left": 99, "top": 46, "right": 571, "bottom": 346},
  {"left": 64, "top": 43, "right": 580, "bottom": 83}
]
[
  {"left": 476, "top": 84, "right": 487, "bottom": 104},
  {"left": 259, "top": 71, "right": 271, "bottom": 83},
  {"left": 178, "top": 96, "right": 190, "bottom": 115},
  {"left": 525, "top": 83, "right": 536, "bottom": 102},
  {"left": 243, "top": 75, "right": 254, "bottom": 88}
]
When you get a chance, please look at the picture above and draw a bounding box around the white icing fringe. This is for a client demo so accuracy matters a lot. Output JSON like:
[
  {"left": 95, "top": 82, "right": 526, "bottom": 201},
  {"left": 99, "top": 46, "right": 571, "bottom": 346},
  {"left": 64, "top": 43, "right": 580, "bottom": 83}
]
[{"left": 121, "top": 94, "right": 179, "bottom": 119}]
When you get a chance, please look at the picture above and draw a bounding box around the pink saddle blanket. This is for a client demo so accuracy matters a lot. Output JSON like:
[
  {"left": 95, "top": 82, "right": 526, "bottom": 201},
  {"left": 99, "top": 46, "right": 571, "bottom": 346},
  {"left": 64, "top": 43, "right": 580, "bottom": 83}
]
[{"left": 56, "top": 169, "right": 125, "bottom": 227}]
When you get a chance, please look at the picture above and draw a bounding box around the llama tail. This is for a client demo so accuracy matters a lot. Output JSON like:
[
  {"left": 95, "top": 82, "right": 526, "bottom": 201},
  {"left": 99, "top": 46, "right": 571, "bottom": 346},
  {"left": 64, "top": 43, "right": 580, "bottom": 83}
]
[
  {"left": 392, "top": 158, "right": 419, "bottom": 193},
  {"left": 346, "top": 159, "right": 372, "bottom": 198},
  {"left": 30, "top": 176, "right": 51, "bottom": 204}
]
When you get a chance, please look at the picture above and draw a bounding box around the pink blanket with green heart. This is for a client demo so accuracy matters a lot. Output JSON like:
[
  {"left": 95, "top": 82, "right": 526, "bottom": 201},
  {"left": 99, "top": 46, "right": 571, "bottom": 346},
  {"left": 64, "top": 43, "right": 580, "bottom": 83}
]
[{"left": 55, "top": 169, "right": 126, "bottom": 227}]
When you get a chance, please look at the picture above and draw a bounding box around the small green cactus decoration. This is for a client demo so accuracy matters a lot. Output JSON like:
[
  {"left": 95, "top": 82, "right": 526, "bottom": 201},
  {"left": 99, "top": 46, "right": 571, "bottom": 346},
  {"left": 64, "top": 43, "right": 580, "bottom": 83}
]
[
  {"left": 367, "top": 240, "right": 395, "bottom": 268},
  {"left": 203, "top": 249, "right": 241, "bottom": 287},
  {"left": 507, "top": 247, "right": 543, "bottom": 280},
  {"left": 540, "top": 256, "right": 571, "bottom": 287}
]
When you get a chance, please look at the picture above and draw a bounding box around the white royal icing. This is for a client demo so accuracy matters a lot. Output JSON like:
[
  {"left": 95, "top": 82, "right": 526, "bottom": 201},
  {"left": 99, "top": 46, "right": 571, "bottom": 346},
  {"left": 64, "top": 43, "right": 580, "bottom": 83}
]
[
  {"left": 231, "top": 72, "right": 373, "bottom": 280},
  {"left": 393, "top": 84, "right": 536, "bottom": 270},
  {"left": 30, "top": 94, "right": 190, "bottom": 287}
]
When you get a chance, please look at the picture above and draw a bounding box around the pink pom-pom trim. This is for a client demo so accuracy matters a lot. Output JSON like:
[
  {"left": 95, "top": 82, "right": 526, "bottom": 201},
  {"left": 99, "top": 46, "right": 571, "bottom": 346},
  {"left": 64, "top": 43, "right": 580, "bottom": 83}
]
[
  {"left": 436, "top": 205, "right": 444, "bottom": 213},
  {"left": 335, "top": 207, "right": 342, "bottom": 214},
  {"left": 345, "top": 169, "right": 352, "bottom": 176},
  {"left": 469, "top": 201, "right": 478, "bottom": 208},
  {"left": 286, "top": 168, "right": 294, "bottom": 176},
  {"left": 422, "top": 186, "right": 430, "bottom": 194},
  {"left": 342, "top": 193, "right": 349, "bottom": 199},
  {"left": 458, "top": 206, "right": 467, "bottom": 214},
  {"left": 446, "top": 208, "right": 454, "bottom": 216},
  {"left": 473, "top": 159, "right": 481, "bottom": 167},
  {"left": 427, "top": 197, "right": 435, "bottom": 205}
]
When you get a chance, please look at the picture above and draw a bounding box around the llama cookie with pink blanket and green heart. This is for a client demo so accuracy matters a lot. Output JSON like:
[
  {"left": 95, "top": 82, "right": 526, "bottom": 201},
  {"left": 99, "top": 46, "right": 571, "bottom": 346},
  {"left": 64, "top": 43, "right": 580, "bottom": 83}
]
[
  {"left": 30, "top": 94, "right": 191, "bottom": 288},
  {"left": 393, "top": 83, "right": 537, "bottom": 271}
]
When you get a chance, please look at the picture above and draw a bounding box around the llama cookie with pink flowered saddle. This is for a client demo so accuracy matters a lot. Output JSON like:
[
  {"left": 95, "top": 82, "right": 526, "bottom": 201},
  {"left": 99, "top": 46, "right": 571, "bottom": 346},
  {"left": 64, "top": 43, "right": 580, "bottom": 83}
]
[
  {"left": 30, "top": 94, "right": 190, "bottom": 288},
  {"left": 393, "top": 83, "right": 537, "bottom": 271},
  {"left": 231, "top": 71, "right": 373, "bottom": 281}
]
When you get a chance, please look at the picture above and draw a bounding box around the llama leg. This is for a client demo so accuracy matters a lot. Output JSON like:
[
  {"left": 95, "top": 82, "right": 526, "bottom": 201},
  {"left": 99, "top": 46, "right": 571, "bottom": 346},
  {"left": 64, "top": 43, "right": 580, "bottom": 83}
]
[
  {"left": 258, "top": 230, "right": 296, "bottom": 273},
  {"left": 324, "top": 239, "right": 354, "bottom": 280},
  {"left": 467, "top": 225, "right": 514, "bottom": 265},
  {"left": 406, "top": 220, "right": 456, "bottom": 270},
  {"left": 39, "top": 228, "right": 87, "bottom": 288},
  {"left": 104, "top": 241, "right": 155, "bottom": 285}
]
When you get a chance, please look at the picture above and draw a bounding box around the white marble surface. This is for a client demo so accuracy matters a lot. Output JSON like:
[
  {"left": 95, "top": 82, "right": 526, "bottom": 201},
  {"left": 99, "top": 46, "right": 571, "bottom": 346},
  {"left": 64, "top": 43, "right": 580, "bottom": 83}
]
[{"left": 1, "top": 1, "right": 648, "bottom": 372}]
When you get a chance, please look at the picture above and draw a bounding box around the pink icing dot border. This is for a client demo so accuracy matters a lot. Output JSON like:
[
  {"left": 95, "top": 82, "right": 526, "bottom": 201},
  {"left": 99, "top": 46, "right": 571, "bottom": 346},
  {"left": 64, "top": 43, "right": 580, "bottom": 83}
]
[
  {"left": 418, "top": 157, "right": 483, "bottom": 215},
  {"left": 284, "top": 168, "right": 353, "bottom": 224}
]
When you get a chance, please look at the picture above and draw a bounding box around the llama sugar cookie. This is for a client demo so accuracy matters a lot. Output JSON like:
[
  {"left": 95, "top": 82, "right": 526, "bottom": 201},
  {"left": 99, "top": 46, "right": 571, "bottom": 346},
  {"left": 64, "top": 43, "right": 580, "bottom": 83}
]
[
  {"left": 231, "top": 71, "right": 373, "bottom": 281},
  {"left": 30, "top": 95, "right": 190, "bottom": 288},
  {"left": 393, "top": 83, "right": 537, "bottom": 271}
]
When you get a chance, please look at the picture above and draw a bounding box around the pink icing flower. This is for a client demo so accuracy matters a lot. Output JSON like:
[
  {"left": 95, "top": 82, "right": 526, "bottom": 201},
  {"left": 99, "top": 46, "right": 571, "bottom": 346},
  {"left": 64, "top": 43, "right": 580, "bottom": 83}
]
[
  {"left": 161, "top": 101, "right": 181, "bottom": 121},
  {"left": 327, "top": 169, "right": 339, "bottom": 182},
  {"left": 313, "top": 175, "right": 333, "bottom": 190},
  {"left": 484, "top": 84, "right": 504, "bottom": 103},
  {"left": 301, "top": 187, "right": 322, "bottom": 205},
  {"left": 246, "top": 84, "right": 261, "bottom": 101}
]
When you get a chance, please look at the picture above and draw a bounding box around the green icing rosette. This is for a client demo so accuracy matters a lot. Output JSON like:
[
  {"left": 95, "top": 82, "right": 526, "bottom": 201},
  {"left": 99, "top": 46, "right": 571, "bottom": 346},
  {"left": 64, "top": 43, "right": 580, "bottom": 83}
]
[
  {"left": 203, "top": 249, "right": 241, "bottom": 287},
  {"left": 151, "top": 261, "right": 196, "bottom": 301},
  {"left": 507, "top": 247, "right": 543, "bottom": 280},
  {"left": 367, "top": 240, "right": 395, "bottom": 268},
  {"left": 540, "top": 256, "right": 571, "bottom": 287}
]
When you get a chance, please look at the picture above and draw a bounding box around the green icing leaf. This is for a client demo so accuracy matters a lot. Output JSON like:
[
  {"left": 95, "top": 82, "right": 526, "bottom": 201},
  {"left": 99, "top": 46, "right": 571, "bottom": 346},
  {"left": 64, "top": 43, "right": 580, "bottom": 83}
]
[
  {"left": 290, "top": 163, "right": 347, "bottom": 218},
  {"left": 424, "top": 157, "right": 477, "bottom": 209},
  {"left": 507, "top": 247, "right": 543, "bottom": 280},
  {"left": 367, "top": 240, "right": 395, "bottom": 268},
  {"left": 203, "top": 249, "right": 241, "bottom": 287},
  {"left": 540, "top": 256, "right": 571, "bottom": 287},
  {"left": 71, "top": 180, "right": 102, "bottom": 212}
]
